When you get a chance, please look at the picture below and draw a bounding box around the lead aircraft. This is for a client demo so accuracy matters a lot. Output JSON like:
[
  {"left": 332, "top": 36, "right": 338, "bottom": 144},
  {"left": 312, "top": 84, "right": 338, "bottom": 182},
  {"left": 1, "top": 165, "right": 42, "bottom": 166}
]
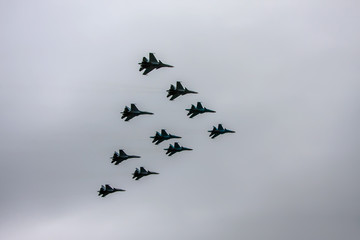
[{"left": 139, "top": 53, "right": 173, "bottom": 75}]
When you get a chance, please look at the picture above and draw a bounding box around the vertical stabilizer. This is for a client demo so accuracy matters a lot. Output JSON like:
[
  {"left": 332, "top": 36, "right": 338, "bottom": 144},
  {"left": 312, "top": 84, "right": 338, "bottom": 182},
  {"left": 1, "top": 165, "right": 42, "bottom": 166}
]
[{"left": 119, "top": 150, "right": 126, "bottom": 156}]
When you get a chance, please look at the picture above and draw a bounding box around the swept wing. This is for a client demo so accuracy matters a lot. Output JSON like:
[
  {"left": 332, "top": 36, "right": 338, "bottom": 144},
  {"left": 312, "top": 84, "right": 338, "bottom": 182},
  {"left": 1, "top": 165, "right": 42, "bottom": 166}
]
[
  {"left": 189, "top": 112, "right": 199, "bottom": 118},
  {"left": 125, "top": 115, "right": 135, "bottom": 121},
  {"left": 143, "top": 66, "right": 155, "bottom": 75},
  {"left": 170, "top": 93, "right": 180, "bottom": 100}
]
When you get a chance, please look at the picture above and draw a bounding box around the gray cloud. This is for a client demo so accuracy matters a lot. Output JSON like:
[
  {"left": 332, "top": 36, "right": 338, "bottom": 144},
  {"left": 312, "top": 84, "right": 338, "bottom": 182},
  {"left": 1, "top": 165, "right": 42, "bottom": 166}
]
[{"left": 0, "top": 0, "right": 359, "bottom": 239}]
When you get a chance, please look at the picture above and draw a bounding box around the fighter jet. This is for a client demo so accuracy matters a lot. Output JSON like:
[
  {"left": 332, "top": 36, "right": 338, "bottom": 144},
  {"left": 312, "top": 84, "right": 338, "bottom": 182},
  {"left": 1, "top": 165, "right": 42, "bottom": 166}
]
[
  {"left": 111, "top": 149, "right": 140, "bottom": 165},
  {"left": 98, "top": 184, "right": 125, "bottom": 197},
  {"left": 164, "top": 142, "right": 192, "bottom": 156},
  {"left": 139, "top": 53, "right": 173, "bottom": 75},
  {"left": 150, "top": 129, "right": 181, "bottom": 145},
  {"left": 132, "top": 167, "right": 159, "bottom": 180},
  {"left": 166, "top": 81, "right": 198, "bottom": 100},
  {"left": 208, "top": 124, "right": 235, "bottom": 139},
  {"left": 186, "top": 102, "right": 216, "bottom": 118},
  {"left": 121, "top": 104, "right": 153, "bottom": 121}
]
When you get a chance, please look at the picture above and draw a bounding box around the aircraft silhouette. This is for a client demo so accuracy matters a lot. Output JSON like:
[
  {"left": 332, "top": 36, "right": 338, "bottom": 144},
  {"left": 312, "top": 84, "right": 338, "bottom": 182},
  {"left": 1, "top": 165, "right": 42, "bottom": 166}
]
[
  {"left": 208, "top": 124, "right": 235, "bottom": 139},
  {"left": 132, "top": 167, "right": 159, "bottom": 180},
  {"left": 139, "top": 53, "right": 173, "bottom": 75},
  {"left": 150, "top": 129, "right": 181, "bottom": 145},
  {"left": 111, "top": 149, "right": 140, "bottom": 165},
  {"left": 98, "top": 184, "right": 125, "bottom": 197},
  {"left": 167, "top": 81, "right": 198, "bottom": 100},
  {"left": 121, "top": 104, "right": 153, "bottom": 121},
  {"left": 186, "top": 102, "right": 215, "bottom": 118},
  {"left": 164, "top": 142, "right": 192, "bottom": 156}
]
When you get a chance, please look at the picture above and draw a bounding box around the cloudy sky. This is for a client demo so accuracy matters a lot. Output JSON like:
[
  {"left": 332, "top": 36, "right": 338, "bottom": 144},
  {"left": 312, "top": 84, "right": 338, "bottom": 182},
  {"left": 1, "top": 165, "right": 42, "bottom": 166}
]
[{"left": 0, "top": 0, "right": 359, "bottom": 239}]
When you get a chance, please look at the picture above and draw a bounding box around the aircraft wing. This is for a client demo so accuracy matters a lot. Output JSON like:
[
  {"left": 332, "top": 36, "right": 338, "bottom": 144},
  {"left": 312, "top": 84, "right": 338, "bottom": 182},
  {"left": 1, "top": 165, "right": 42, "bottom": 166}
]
[
  {"left": 125, "top": 115, "right": 135, "bottom": 121},
  {"left": 211, "top": 133, "right": 220, "bottom": 139},
  {"left": 189, "top": 112, "right": 199, "bottom": 118},
  {"left": 218, "top": 124, "right": 224, "bottom": 130},
  {"left": 149, "top": 53, "right": 158, "bottom": 63},
  {"left": 176, "top": 81, "right": 184, "bottom": 90},
  {"left": 170, "top": 93, "right": 180, "bottom": 100},
  {"left": 155, "top": 139, "right": 163, "bottom": 145},
  {"left": 196, "top": 102, "right": 203, "bottom": 109},
  {"left": 168, "top": 151, "right": 176, "bottom": 156},
  {"left": 143, "top": 66, "right": 155, "bottom": 75}
]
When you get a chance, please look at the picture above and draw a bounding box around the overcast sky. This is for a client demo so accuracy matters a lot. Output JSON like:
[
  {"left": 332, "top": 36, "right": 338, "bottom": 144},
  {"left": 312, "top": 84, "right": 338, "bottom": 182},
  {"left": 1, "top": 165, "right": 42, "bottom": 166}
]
[{"left": 0, "top": 0, "right": 360, "bottom": 239}]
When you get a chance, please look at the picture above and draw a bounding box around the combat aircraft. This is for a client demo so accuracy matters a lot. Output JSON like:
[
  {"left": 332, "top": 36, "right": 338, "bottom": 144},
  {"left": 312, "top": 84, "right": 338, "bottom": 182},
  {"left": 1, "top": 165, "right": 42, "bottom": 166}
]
[
  {"left": 121, "top": 104, "right": 153, "bottom": 121},
  {"left": 164, "top": 142, "right": 192, "bottom": 156},
  {"left": 98, "top": 184, "right": 125, "bottom": 197},
  {"left": 208, "top": 124, "right": 235, "bottom": 139},
  {"left": 166, "top": 81, "right": 198, "bottom": 100},
  {"left": 186, "top": 102, "right": 216, "bottom": 118},
  {"left": 139, "top": 53, "right": 173, "bottom": 75},
  {"left": 111, "top": 149, "right": 140, "bottom": 165},
  {"left": 132, "top": 167, "right": 159, "bottom": 180},
  {"left": 150, "top": 129, "right": 181, "bottom": 145}
]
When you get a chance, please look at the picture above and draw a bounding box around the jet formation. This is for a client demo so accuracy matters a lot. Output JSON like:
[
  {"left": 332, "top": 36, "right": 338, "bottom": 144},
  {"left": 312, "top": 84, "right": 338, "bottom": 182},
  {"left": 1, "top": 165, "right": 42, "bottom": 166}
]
[
  {"left": 150, "top": 129, "right": 181, "bottom": 145},
  {"left": 121, "top": 104, "right": 153, "bottom": 121},
  {"left": 111, "top": 149, "right": 140, "bottom": 165},
  {"left": 208, "top": 124, "right": 235, "bottom": 139},
  {"left": 164, "top": 142, "right": 193, "bottom": 156},
  {"left": 186, "top": 102, "right": 216, "bottom": 118},
  {"left": 98, "top": 53, "right": 235, "bottom": 197},
  {"left": 167, "top": 81, "right": 198, "bottom": 100},
  {"left": 132, "top": 167, "right": 159, "bottom": 180},
  {"left": 98, "top": 184, "right": 125, "bottom": 197},
  {"left": 139, "top": 53, "right": 173, "bottom": 75}
]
